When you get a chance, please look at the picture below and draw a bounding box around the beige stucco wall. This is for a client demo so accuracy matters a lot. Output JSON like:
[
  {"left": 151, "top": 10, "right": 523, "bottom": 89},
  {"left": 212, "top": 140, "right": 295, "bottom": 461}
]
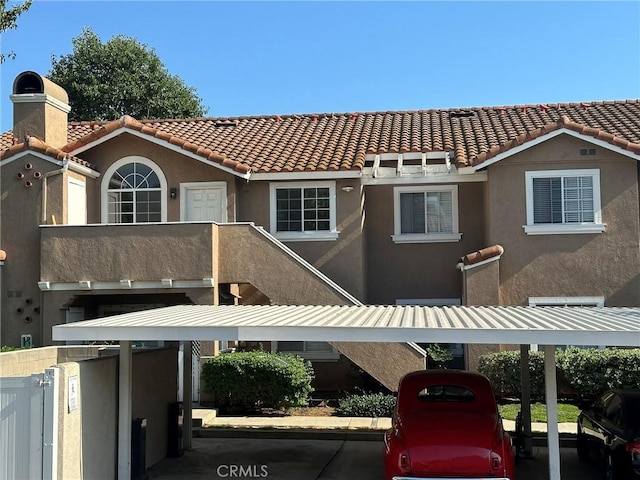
[
  {"left": 77, "top": 133, "right": 238, "bottom": 224},
  {"left": 0, "top": 345, "right": 104, "bottom": 376},
  {"left": 217, "top": 223, "right": 357, "bottom": 305},
  {"left": 40, "top": 223, "right": 216, "bottom": 283},
  {"left": 52, "top": 347, "right": 176, "bottom": 479},
  {"left": 235, "top": 179, "right": 366, "bottom": 301},
  {"left": 12, "top": 99, "right": 69, "bottom": 149},
  {"left": 0, "top": 155, "right": 67, "bottom": 346},
  {"left": 485, "top": 134, "right": 640, "bottom": 306},
  {"left": 364, "top": 182, "right": 486, "bottom": 304},
  {"left": 461, "top": 260, "right": 501, "bottom": 306}
]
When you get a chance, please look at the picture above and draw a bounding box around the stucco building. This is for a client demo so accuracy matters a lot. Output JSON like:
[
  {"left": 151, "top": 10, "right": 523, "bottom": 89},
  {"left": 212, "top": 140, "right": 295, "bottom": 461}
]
[{"left": 2, "top": 71, "right": 639, "bottom": 391}]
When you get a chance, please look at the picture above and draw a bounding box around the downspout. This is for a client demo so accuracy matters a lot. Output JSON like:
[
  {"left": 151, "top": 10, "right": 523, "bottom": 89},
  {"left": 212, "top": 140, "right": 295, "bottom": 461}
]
[
  {"left": 42, "top": 157, "right": 70, "bottom": 224},
  {"left": 40, "top": 158, "right": 69, "bottom": 345}
]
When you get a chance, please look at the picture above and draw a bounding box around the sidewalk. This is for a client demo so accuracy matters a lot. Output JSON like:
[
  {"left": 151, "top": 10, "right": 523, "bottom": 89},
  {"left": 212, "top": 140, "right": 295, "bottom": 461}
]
[{"left": 193, "top": 408, "right": 577, "bottom": 435}]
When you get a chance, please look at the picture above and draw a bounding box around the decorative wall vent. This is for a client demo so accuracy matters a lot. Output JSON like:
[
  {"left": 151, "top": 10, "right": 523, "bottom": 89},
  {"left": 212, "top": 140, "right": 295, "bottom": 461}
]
[{"left": 580, "top": 148, "right": 596, "bottom": 156}]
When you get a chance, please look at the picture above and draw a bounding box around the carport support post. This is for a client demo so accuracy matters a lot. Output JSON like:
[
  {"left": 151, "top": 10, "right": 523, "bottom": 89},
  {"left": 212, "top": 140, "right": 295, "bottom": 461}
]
[
  {"left": 543, "top": 345, "right": 561, "bottom": 480},
  {"left": 519, "top": 344, "right": 533, "bottom": 456},
  {"left": 183, "top": 341, "right": 193, "bottom": 450},
  {"left": 118, "top": 341, "right": 132, "bottom": 480}
]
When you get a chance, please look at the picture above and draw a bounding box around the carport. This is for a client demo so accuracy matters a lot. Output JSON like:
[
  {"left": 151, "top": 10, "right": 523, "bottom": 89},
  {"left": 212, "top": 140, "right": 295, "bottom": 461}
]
[{"left": 52, "top": 304, "right": 640, "bottom": 480}]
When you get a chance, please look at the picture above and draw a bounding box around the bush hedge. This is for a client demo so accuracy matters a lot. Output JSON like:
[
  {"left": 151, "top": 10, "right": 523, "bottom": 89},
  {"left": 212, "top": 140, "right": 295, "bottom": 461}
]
[
  {"left": 335, "top": 393, "right": 396, "bottom": 417},
  {"left": 557, "top": 347, "right": 640, "bottom": 398},
  {"left": 477, "top": 350, "right": 546, "bottom": 398},
  {"left": 479, "top": 348, "right": 640, "bottom": 400},
  {"left": 201, "top": 351, "right": 314, "bottom": 413}
]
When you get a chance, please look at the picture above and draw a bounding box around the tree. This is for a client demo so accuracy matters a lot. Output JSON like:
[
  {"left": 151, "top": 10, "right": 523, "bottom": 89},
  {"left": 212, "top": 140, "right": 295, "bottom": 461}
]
[
  {"left": 47, "top": 28, "right": 208, "bottom": 122},
  {"left": 1, "top": 0, "right": 33, "bottom": 63}
]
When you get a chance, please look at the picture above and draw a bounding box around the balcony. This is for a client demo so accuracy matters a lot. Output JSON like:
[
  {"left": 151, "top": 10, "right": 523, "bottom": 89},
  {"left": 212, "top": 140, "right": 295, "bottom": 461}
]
[{"left": 39, "top": 222, "right": 217, "bottom": 288}]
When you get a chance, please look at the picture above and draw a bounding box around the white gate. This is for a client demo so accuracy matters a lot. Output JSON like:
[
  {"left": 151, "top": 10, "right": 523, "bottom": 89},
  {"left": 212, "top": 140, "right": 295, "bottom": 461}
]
[{"left": 0, "top": 369, "right": 58, "bottom": 480}]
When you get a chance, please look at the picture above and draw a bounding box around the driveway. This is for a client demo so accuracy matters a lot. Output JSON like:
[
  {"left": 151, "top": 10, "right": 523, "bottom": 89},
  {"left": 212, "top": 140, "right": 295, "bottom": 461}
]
[{"left": 147, "top": 438, "right": 601, "bottom": 480}]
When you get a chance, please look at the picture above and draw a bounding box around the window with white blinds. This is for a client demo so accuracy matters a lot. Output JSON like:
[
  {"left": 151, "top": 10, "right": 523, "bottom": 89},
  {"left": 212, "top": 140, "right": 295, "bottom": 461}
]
[
  {"left": 524, "top": 169, "right": 604, "bottom": 235},
  {"left": 393, "top": 185, "right": 461, "bottom": 243}
]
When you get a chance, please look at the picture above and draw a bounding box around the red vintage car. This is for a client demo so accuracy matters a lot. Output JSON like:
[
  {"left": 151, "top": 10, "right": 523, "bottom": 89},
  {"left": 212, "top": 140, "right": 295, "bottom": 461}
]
[{"left": 384, "top": 370, "right": 515, "bottom": 480}]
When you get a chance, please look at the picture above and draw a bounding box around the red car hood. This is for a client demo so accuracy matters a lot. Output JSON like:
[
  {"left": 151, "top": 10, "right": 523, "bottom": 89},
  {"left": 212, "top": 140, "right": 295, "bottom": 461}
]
[{"left": 397, "top": 410, "right": 503, "bottom": 476}]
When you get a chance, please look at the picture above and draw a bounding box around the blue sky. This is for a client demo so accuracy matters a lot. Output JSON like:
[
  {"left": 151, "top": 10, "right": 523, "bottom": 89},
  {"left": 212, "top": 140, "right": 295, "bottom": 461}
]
[{"left": 1, "top": 1, "right": 639, "bottom": 132}]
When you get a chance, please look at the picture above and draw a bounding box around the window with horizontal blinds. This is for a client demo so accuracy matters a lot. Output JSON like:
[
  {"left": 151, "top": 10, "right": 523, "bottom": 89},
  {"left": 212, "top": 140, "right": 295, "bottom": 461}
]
[
  {"left": 532, "top": 175, "right": 594, "bottom": 224},
  {"left": 524, "top": 169, "right": 603, "bottom": 235}
]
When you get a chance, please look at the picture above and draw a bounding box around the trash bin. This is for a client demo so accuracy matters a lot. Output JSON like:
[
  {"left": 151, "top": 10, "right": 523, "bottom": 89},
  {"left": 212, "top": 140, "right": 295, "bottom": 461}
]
[
  {"left": 131, "top": 418, "right": 147, "bottom": 480},
  {"left": 167, "top": 402, "right": 184, "bottom": 457}
]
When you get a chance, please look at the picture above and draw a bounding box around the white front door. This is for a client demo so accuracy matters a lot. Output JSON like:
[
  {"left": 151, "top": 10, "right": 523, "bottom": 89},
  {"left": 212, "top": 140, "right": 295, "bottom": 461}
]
[{"left": 181, "top": 182, "right": 227, "bottom": 222}]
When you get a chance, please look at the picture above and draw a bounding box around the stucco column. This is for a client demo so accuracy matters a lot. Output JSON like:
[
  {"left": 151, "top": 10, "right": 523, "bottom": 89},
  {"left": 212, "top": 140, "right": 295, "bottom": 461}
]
[
  {"left": 118, "top": 341, "right": 132, "bottom": 480},
  {"left": 544, "top": 345, "right": 561, "bottom": 480},
  {"left": 520, "top": 344, "right": 533, "bottom": 456}
]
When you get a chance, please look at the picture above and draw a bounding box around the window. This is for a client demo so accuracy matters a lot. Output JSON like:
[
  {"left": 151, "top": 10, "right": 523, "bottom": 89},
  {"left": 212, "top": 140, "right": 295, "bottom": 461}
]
[
  {"left": 417, "top": 385, "right": 476, "bottom": 402},
  {"left": 273, "top": 341, "right": 339, "bottom": 361},
  {"left": 269, "top": 181, "right": 338, "bottom": 241},
  {"left": 524, "top": 169, "right": 604, "bottom": 235},
  {"left": 392, "top": 185, "right": 461, "bottom": 243},
  {"left": 102, "top": 157, "right": 167, "bottom": 223}
]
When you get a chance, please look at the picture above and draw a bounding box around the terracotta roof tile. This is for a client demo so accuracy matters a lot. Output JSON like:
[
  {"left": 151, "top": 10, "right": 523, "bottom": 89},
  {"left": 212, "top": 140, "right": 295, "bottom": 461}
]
[
  {"left": 0, "top": 135, "right": 94, "bottom": 169},
  {"left": 2, "top": 100, "right": 639, "bottom": 173}
]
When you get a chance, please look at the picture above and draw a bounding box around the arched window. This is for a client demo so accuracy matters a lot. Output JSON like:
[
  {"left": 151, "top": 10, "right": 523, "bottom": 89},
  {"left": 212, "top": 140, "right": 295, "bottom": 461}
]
[{"left": 102, "top": 157, "right": 167, "bottom": 223}]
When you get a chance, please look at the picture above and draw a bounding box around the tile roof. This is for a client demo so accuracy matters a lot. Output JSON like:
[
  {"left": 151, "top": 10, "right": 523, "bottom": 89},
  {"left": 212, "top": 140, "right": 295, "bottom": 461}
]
[
  {"left": 2, "top": 100, "right": 639, "bottom": 173},
  {"left": 0, "top": 135, "right": 93, "bottom": 168}
]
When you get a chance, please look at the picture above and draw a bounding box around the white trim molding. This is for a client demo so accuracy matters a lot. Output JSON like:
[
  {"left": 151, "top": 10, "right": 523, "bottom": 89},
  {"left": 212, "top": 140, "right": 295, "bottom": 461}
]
[
  {"left": 38, "top": 278, "right": 216, "bottom": 291},
  {"left": 269, "top": 180, "right": 339, "bottom": 242},
  {"left": 392, "top": 184, "right": 462, "bottom": 244},
  {"left": 523, "top": 168, "right": 605, "bottom": 235},
  {"left": 10, "top": 93, "right": 71, "bottom": 113},
  {"left": 456, "top": 254, "right": 502, "bottom": 271}
]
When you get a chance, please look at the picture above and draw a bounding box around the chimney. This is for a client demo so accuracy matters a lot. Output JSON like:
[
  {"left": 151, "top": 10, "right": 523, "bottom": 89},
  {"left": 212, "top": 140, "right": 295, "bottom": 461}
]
[{"left": 10, "top": 71, "right": 70, "bottom": 148}]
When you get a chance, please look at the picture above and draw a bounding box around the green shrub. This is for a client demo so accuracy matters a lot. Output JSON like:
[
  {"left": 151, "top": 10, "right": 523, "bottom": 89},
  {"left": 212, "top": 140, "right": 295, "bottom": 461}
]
[
  {"left": 201, "top": 351, "right": 314, "bottom": 413},
  {"left": 557, "top": 347, "right": 640, "bottom": 398},
  {"left": 477, "top": 350, "right": 546, "bottom": 398},
  {"left": 1, "top": 346, "right": 21, "bottom": 352},
  {"left": 335, "top": 393, "right": 396, "bottom": 417}
]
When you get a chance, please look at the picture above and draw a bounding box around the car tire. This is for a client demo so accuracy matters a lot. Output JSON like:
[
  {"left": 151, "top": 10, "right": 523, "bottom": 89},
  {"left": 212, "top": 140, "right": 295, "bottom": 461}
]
[{"left": 577, "top": 432, "right": 589, "bottom": 462}]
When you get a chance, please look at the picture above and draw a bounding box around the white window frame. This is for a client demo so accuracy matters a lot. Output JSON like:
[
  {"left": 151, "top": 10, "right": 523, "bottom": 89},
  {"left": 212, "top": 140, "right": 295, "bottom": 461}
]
[
  {"left": 269, "top": 181, "right": 338, "bottom": 242},
  {"left": 524, "top": 169, "right": 605, "bottom": 235},
  {"left": 101, "top": 156, "right": 168, "bottom": 223},
  {"left": 392, "top": 185, "right": 461, "bottom": 244},
  {"left": 528, "top": 296, "right": 605, "bottom": 307},
  {"left": 272, "top": 341, "right": 340, "bottom": 362}
]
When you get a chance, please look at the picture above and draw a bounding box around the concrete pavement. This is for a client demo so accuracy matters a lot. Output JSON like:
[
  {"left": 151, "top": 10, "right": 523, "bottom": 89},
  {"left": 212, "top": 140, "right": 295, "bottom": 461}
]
[{"left": 193, "top": 408, "right": 578, "bottom": 435}]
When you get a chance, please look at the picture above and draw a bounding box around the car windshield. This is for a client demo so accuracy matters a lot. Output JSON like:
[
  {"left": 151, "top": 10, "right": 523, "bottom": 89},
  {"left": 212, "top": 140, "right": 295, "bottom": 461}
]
[{"left": 417, "top": 384, "right": 476, "bottom": 402}]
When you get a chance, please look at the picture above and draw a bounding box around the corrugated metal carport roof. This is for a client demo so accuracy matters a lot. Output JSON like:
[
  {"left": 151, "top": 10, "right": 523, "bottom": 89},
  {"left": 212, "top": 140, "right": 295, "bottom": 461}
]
[
  {"left": 51, "top": 304, "right": 640, "bottom": 480},
  {"left": 52, "top": 304, "right": 640, "bottom": 346}
]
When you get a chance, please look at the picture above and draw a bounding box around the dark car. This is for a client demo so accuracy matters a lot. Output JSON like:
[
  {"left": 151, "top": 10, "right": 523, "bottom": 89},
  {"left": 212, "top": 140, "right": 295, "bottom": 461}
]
[
  {"left": 384, "top": 370, "right": 514, "bottom": 480},
  {"left": 577, "top": 389, "right": 640, "bottom": 480}
]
